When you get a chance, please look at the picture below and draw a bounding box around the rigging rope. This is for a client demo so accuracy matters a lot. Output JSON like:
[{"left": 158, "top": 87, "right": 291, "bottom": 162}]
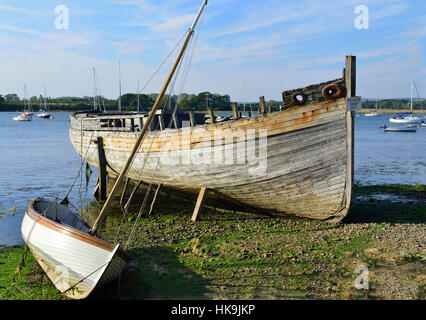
[
  {"left": 139, "top": 29, "right": 189, "bottom": 95},
  {"left": 123, "top": 22, "right": 205, "bottom": 248}
]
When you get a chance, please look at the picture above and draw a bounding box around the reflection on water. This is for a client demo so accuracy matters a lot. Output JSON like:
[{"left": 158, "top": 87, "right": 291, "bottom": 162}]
[{"left": 0, "top": 112, "right": 425, "bottom": 245}]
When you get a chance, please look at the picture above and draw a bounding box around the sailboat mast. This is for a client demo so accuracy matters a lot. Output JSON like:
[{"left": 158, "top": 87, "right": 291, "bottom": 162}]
[
  {"left": 137, "top": 80, "right": 140, "bottom": 112},
  {"left": 243, "top": 81, "right": 246, "bottom": 112},
  {"left": 119, "top": 61, "right": 122, "bottom": 112},
  {"left": 93, "top": 68, "right": 97, "bottom": 111},
  {"left": 44, "top": 85, "right": 47, "bottom": 111},
  {"left": 90, "top": 0, "right": 208, "bottom": 234},
  {"left": 410, "top": 76, "right": 413, "bottom": 112},
  {"left": 24, "top": 84, "right": 26, "bottom": 111}
]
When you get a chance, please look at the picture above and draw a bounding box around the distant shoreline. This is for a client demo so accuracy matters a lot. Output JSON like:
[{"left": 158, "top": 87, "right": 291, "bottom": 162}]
[
  {"left": 357, "top": 109, "right": 425, "bottom": 114},
  {"left": 1, "top": 108, "right": 425, "bottom": 114}
]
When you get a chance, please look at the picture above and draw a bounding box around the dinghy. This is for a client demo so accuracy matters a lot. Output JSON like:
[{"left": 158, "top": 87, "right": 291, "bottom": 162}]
[
  {"left": 383, "top": 126, "right": 417, "bottom": 132},
  {"left": 21, "top": 198, "right": 129, "bottom": 299}
]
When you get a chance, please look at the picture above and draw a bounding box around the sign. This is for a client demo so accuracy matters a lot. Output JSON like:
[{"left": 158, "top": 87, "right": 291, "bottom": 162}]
[{"left": 346, "top": 96, "right": 362, "bottom": 111}]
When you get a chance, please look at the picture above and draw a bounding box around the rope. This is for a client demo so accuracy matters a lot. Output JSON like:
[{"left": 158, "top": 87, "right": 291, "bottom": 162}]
[
  {"left": 61, "top": 122, "right": 96, "bottom": 205},
  {"left": 60, "top": 256, "right": 116, "bottom": 297},
  {"left": 139, "top": 29, "right": 189, "bottom": 95},
  {"left": 124, "top": 25, "right": 202, "bottom": 248}
]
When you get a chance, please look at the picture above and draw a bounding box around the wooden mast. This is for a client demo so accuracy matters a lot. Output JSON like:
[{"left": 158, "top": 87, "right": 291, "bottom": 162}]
[{"left": 90, "top": 0, "right": 208, "bottom": 233}]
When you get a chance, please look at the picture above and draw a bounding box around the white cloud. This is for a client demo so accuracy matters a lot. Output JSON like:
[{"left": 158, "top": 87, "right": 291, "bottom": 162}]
[
  {"left": 152, "top": 13, "right": 195, "bottom": 33},
  {"left": 0, "top": 4, "right": 32, "bottom": 14}
]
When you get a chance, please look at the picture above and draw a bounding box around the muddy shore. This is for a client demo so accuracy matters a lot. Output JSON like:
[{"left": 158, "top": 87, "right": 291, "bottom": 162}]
[{"left": 0, "top": 184, "right": 424, "bottom": 300}]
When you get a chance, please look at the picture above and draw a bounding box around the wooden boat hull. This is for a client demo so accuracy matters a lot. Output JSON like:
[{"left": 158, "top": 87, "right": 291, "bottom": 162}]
[
  {"left": 21, "top": 199, "right": 128, "bottom": 299},
  {"left": 69, "top": 93, "right": 354, "bottom": 221}
]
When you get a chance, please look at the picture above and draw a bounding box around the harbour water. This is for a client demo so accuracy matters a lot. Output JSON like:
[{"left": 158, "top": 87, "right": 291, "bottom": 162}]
[{"left": 0, "top": 111, "right": 425, "bottom": 246}]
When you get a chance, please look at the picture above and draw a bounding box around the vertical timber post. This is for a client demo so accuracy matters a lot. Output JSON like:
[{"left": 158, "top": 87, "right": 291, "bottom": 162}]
[
  {"left": 344, "top": 55, "right": 356, "bottom": 212},
  {"left": 259, "top": 96, "right": 266, "bottom": 115},
  {"left": 147, "top": 183, "right": 162, "bottom": 216},
  {"left": 206, "top": 93, "right": 215, "bottom": 124},
  {"left": 232, "top": 102, "right": 239, "bottom": 120},
  {"left": 188, "top": 110, "right": 196, "bottom": 127},
  {"left": 191, "top": 187, "right": 208, "bottom": 222},
  {"left": 96, "top": 136, "right": 107, "bottom": 201}
]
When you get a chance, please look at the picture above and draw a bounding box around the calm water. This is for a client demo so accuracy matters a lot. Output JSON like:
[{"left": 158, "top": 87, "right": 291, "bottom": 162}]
[
  {"left": 0, "top": 112, "right": 97, "bottom": 246},
  {"left": 0, "top": 112, "right": 425, "bottom": 245},
  {"left": 354, "top": 114, "right": 425, "bottom": 186}
]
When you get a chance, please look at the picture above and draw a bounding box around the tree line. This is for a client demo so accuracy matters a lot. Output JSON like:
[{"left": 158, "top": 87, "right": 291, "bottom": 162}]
[{"left": 0, "top": 92, "right": 424, "bottom": 112}]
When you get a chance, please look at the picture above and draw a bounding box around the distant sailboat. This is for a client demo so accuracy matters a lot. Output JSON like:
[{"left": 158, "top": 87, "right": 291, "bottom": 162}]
[
  {"left": 365, "top": 98, "right": 380, "bottom": 116},
  {"left": 13, "top": 85, "right": 33, "bottom": 121},
  {"left": 390, "top": 77, "right": 421, "bottom": 124},
  {"left": 37, "top": 86, "right": 52, "bottom": 119}
]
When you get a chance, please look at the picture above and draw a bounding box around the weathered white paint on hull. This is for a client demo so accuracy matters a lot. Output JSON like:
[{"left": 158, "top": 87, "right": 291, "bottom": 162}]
[
  {"left": 70, "top": 97, "right": 352, "bottom": 221},
  {"left": 21, "top": 199, "right": 128, "bottom": 299}
]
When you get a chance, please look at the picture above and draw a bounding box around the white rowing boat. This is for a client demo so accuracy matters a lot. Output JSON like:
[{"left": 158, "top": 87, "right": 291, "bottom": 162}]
[{"left": 21, "top": 198, "right": 129, "bottom": 299}]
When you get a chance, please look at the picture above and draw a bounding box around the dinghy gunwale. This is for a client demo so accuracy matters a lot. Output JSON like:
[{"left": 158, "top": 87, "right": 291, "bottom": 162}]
[{"left": 26, "top": 198, "right": 129, "bottom": 261}]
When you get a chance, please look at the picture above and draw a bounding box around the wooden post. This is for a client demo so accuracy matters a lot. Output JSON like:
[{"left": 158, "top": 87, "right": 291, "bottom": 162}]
[
  {"left": 172, "top": 112, "right": 180, "bottom": 129},
  {"left": 231, "top": 102, "right": 239, "bottom": 120},
  {"left": 344, "top": 55, "right": 356, "bottom": 211},
  {"left": 259, "top": 96, "right": 266, "bottom": 115},
  {"left": 188, "top": 110, "right": 196, "bottom": 127},
  {"left": 147, "top": 183, "right": 162, "bottom": 216},
  {"left": 191, "top": 187, "right": 207, "bottom": 222},
  {"left": 124, "top": 180, "right": 143, "bottom": 212},
  {"left": 130, "top": 118, "right": 135, "bottom": 132},
  {"left": 206, "top": 93, "right": 215, "bottom": 124},
  {"left": 96, "top": 137, "right": 107, "bottom": 201},
  {"left": 158, "top": 114, "right": 165, "bottom": 130}
]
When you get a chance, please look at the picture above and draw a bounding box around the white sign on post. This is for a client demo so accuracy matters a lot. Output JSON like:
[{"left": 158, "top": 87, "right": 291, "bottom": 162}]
[{"left": 346, "top": 96, "right": 362, "bottom": 111}]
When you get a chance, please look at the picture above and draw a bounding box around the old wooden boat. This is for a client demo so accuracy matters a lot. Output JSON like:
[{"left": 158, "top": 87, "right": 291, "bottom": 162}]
[
  {"left": 69, "top": 55, "right": 359, "bottom": 222},
  {"left": 21, "top": 198, "right": 129, "bottom": 299}
]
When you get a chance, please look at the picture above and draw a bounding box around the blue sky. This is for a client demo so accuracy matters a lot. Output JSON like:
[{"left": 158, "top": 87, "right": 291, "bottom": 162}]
[{"left": 0, "top": 0, "right": 424, "bottom": 101}]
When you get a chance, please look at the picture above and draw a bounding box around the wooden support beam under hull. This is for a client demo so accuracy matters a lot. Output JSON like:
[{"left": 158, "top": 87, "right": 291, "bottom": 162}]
[{"left": 191, "top": 187, "right": 208, "bottom": 222}]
